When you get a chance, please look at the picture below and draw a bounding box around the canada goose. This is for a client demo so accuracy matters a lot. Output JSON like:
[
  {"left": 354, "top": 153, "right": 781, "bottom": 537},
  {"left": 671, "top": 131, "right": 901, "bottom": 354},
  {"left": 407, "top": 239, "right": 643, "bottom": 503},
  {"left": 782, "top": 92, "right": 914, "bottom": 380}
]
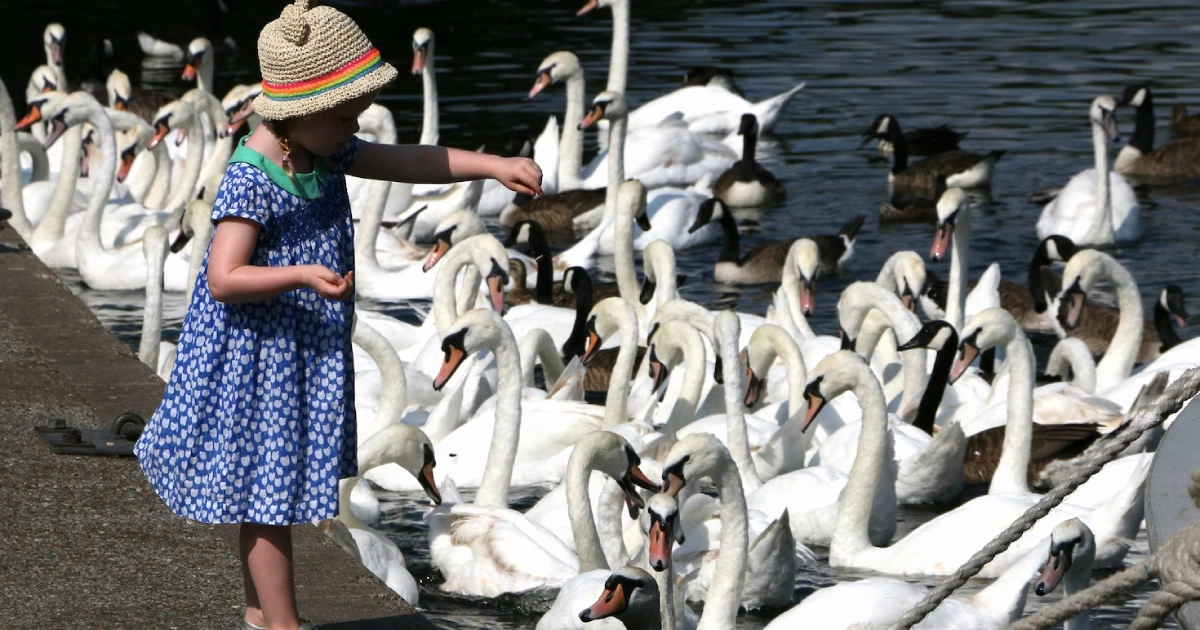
[
  {"left": 712, "top": 114, "right": 786, "bottom": 208},
  {"left": 878, "top": 175, "right": 947, "bottom": 223},
  {"left": 900, "top": 320, "right": 1104, "bottom": 489},
  {"left": 1171, "top": 103, "right": 1200, "bottom": 136},
  {"left": 504, "top": 220, "right": 623, "bottom": 308},
  {"left": 863, "top": 114, "right": 967, "bottom": 157},
  {"left": 1114, "top": 84, "right": 1200, "bottom": 184},
  {"left": 689, "top": 198, "right": 863, "bottom": 283},
  {"left": 683, "top": 66, "right": 745, "bottom": 97},
  {"left": 874, "top": 116, "right": 1003, "bottom": 193},
  {"left": 559, "top": 269, "right": 646, "bottom": 392},
  {"left": 1156, "top": 285, "right": 1188, "bottom": 352}
]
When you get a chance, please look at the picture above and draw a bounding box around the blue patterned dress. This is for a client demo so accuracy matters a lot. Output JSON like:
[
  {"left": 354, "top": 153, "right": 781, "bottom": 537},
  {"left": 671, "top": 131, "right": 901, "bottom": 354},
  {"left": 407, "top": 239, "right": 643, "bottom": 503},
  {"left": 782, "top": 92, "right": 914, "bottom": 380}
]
[{"left": 135, "top": 137, "right": 358, "bottom": 525}]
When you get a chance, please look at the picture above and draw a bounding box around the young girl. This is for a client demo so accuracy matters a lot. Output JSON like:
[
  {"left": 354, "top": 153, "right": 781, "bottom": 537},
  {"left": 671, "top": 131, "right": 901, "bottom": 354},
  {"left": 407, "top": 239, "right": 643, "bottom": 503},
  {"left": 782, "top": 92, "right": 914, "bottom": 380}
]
[{"left": 132, "top": 2, "right": 542, "bottom": 629}]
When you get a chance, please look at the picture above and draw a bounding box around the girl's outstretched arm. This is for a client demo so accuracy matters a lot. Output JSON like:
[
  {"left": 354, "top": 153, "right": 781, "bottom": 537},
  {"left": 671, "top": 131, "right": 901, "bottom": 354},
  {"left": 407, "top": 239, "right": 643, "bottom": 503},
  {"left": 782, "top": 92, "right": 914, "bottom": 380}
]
[
  {"left": 347, "top": 141, "right": 543, "bottom": 196},
  {"left": 208, "top": 217, "right": 353, "bottom": 303}
]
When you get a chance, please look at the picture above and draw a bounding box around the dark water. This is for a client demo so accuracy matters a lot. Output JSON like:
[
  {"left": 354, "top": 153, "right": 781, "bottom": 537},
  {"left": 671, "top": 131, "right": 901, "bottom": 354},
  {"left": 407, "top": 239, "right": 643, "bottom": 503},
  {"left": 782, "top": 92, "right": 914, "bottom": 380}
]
[{"left": 14, "top": 0, "right": 1200, "bottom": 626}]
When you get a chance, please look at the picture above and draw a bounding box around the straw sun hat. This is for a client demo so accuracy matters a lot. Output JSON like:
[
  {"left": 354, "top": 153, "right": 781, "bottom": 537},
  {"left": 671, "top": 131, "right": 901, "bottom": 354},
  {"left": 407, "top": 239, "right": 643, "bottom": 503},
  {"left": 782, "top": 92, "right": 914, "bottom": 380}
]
[{"left": 252, "top": 0, "right": 397, "bottom": 121}]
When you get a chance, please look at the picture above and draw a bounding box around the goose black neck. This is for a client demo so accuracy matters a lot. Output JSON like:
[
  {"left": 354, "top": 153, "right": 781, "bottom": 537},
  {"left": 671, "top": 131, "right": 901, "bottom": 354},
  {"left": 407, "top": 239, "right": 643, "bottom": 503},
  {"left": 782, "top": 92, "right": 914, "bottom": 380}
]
[
  {"left": 527, "top": 227, "right": 554, "bottom": 304},
  {"left": 1155, "top": 298, "right": 1183, "bottom": 351},
  {"left": 742, "top": 128, "right": 758, "bottom": 164},
  {"left": 888, "top": 120, "right": 909, "bottom": 174},
  {"left": 717, "top": 204, "right": 742, "bottom": 264},
  {"left": 1131, "top": 91, "right": 1156, "bottom": 155},
  {"left": 912, "top": 329, "right": 957, "bottom": 435},
  {"left": 561, "top": 273, "right": 595, "bottom": 360}
]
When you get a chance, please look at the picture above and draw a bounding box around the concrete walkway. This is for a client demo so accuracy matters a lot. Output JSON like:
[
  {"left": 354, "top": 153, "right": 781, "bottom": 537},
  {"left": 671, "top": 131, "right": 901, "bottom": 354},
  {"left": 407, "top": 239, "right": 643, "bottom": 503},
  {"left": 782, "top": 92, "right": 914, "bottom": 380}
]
[{"left": 0, "top": 222, "right": 435, "bottom": 629}]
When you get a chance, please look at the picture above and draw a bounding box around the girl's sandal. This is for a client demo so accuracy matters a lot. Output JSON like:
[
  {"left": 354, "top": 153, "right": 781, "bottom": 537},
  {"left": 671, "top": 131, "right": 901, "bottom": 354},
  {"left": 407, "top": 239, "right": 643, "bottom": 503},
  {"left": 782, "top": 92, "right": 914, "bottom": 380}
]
[
  {"left": 240, "top": 620, "right": 316, "bottom": 630},
  {"left": 240, "top": 621, "right": 266, "bottom": 630}
]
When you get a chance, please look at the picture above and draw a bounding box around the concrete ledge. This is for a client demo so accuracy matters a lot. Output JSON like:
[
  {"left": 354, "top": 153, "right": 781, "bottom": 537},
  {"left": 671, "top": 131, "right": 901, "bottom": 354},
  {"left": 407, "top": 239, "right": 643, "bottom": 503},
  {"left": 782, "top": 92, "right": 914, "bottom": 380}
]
[{"left": 0, "top": 223, "right": 433, "bottom": 629}]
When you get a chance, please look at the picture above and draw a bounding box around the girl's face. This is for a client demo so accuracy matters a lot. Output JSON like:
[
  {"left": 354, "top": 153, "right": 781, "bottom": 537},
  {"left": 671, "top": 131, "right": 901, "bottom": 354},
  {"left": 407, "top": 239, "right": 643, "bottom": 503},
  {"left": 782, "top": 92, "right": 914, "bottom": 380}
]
[{"left": 287, "top": 90, "right": 378, "bottom": 157}]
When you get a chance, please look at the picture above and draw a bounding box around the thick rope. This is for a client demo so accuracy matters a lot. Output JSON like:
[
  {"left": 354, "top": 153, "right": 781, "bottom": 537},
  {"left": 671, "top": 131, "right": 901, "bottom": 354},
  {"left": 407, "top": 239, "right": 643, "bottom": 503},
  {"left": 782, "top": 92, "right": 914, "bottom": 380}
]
[
  {"left": 1009, "top": 562, "right": 1155, "bottom": 630},
  {"left": 1130, "top": 578, "right": 1200, "bottom": 630},
  {"left": 889, "top": 367, "right": 1200, "bottom": 630}
]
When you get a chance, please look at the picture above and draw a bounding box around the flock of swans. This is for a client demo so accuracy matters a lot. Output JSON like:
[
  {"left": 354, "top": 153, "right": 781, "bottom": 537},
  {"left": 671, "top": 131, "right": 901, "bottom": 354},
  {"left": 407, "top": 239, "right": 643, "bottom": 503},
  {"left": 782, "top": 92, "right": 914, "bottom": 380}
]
[{"left": 6, "top": 1, "right": 1200, "bottom": 628}]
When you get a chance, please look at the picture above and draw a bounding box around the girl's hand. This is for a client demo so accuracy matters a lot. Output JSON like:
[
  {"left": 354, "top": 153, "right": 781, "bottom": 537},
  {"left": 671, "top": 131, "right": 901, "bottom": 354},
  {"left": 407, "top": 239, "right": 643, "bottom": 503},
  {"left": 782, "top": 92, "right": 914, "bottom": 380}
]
[
  {"left": 305, "top": 266, "right": 355, "bottom": 301},
  {"left": 495, "top": 157, "right": 543, "bottom": 196}
]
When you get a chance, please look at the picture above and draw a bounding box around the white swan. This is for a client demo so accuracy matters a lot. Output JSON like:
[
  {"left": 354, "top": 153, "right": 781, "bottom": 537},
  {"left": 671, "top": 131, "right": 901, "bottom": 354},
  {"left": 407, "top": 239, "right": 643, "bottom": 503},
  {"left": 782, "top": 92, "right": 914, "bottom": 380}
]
[
  {"left": 427, "top": 312, "right": 653, "bottom": 597},
  {"left": 580, "top": 0, "right": 806, "bottom": 136},
  {"left": 138, "top": 226, "right": 176, "bottom": 380},
  {"left": 1036, "top": 95, "right": 1140, "bottom": 245},
  {"left": 1030, "top": 518, "right": 1098, "bottom": 630},
  {"left": 0, "top": 75, "right": 35, "bottom": 239},
  {"left": 1058, "top": 249, "right": 1143, "bottom": 393}
]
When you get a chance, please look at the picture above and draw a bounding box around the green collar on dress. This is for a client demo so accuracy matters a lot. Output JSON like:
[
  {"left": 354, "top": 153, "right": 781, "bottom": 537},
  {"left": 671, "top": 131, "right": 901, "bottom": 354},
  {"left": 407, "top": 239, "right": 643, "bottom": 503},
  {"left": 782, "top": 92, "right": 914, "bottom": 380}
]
[{"left": 228, "top": 136, "right": 328, "bottom": 200}]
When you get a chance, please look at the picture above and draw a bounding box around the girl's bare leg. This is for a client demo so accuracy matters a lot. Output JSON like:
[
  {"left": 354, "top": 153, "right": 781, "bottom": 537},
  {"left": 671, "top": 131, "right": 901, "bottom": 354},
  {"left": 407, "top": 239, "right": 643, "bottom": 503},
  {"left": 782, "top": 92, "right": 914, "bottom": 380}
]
[{"left": 241, "top": 522, "right": 301, "bottom": 630}]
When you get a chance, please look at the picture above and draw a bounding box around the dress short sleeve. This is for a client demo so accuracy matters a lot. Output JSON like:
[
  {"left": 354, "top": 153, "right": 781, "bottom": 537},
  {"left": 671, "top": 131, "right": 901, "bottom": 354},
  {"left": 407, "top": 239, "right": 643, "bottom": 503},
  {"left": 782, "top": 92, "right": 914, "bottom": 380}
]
[
  {"left": 330, "top": 136, "right": 361, "bottom": 173},
  {"left": 211, "top": 163, "right": 274, "bottom": 227}
]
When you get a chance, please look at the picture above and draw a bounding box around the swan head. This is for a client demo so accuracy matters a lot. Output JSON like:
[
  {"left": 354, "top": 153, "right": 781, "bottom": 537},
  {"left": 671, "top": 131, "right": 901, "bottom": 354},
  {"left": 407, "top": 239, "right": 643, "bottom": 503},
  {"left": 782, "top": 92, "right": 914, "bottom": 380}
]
[
  {"left": 930, "top": 186, "right": 968, "bottom": 261},
  {"left": 22, "top": 91, "right": 92, "bottom": 150},
  {"left": 1162, "top": 285, "right": 1188, "bottom": 328},
  {"left": 801, "top": 350, "right": 875, "bottom": 431},
  {"left": 788, "top": 239, "right": 821, "bottom": 315},
  {"left": 620, "top": 179, "right": 653, "bottom": 231},
  {"left": 951, "top": 307, "right": 1020, "bottom": 383},
  {"left": 44, "top": 23, "right": 65, "bottom": 67},
  {"left": 898, "top": 320, "right": 957, "bottom": 355},
  {"left": 412, "top": 28, "right": 434, "bottom": 75},
  {"left": 530, "top": 51, "right": 582, "bottom": 98},
  {"left": 579, "top": 566, "right": 660, "bottom": 623},
  {"left": 182, "top": 38, "right": 212, "bottom": 82},
  {"left": 14, "top": 89, "right": 62, "bottom": 138},
  {"left": 148, "top": 99, "right": 197, "bottom": 149},
  {"left": 580, "top": 91, "right": 627, "bottom": 130},
  {"left": 881, "top": 251, "right": 925, "bottom": 314},
  {"left": 581, "top": 297, "right": 638, "bottom": 365},
  {"left": 106, "top": 69, "right": 132, "bottom": 111},
  {"left": 222, "top": 83, "right": 262, "bottom": 137},
  {"left": 1035, "top": 518, "right": 1096, "bottom": 596},
  {"left": 360, "top": 423, "right": 442, "bottom": 506},
  {"left": 28, "top": 65, "right": 59, "bottom": 96},
  {"left": 662, "top": 434, "right": 735, "bottom": 500},
  {"left": 837, "top": 281, "right": 906, "bottom": 342},
  {"left": 578, "top": 432, "right": 660, "bottom": 518},
  {"left": 425, "top": 211, "right": 490, "bottom": 271},
  {"left": 645, "top": 493, "right": 685, "bottom": 572},
  {"left": 430, "top": 233, "right": 510, "bottom": 312},
  {"left": 1089, "top": 95, "right": 1120, "bottom": 142},
  {"left": 1058, "top": 249, "right": 1119, "bottom": 330},
  {"left": 745, "top": 324, "right": 796, "bottom": 407},
  {"left": 432, "top": 308, "right": 514, "bottom": 391}
]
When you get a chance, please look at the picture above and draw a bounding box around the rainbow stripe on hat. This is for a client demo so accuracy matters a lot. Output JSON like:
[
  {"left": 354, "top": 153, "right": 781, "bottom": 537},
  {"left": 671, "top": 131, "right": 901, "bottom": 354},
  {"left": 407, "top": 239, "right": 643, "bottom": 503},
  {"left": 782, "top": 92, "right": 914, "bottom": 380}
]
[{"left": 261, "top": 47, "right": 383, "bottom": 102}]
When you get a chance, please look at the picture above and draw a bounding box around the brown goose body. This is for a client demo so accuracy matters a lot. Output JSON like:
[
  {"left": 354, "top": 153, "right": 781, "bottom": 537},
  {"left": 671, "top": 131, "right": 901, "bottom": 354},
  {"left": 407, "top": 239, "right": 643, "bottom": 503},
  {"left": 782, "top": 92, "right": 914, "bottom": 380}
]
[
  {"left": 877, "top": 116, "right": 1002, "bottom": 194},
  {"left": 497, "top": 188, "right": 605, "bottom": 235},
  {"left": 1171, "top": 103, "right": 1200, "bottom": 136},
  {"left": 1115, "top": 84, "right": 1200, "bottom": 184},
  {"left": 963, "top": 423, "right": 1103, "bottom": 488},
  {"left": 580, "top": 345, "right": 647, "bottom": 393},
  {"left": 1056, "top": 299, "right": 1166, "bottom": 363}
]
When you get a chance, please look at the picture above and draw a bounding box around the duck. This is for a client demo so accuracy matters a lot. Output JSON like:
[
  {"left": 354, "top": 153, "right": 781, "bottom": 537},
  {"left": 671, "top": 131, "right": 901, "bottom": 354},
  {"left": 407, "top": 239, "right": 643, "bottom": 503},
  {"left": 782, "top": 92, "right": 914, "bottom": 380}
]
[
  {"left": 1037, "top": 95, "right": 1141, "bottom": 245},
  {"left": 863, "top": 114, "right": 967, "bottom": 157},
  {"left": 1114, "top": 84, "right": 1200, "bottom": 184},
  {"left": 689, "top": 198, "right": 863, "bottom": 283},
  {"left": 874, "top": 115, "right": 1004, "bottom": 193},
  {"left": 711, "top": 114, "right": 785, "bottom": 208}
]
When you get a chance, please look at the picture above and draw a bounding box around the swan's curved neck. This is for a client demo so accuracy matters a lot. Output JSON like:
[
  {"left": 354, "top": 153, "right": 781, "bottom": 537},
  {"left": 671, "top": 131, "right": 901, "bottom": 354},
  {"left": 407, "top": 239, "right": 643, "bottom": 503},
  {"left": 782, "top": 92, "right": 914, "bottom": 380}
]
[
  {"left": 337, "top": 477, "right": 368, "bottom": 530},
  {"left": 138, "top": 238, "right": 166, "bottom": 369},
  {"left": 596, "top": 478, "right": 631, "bottom": 570},
  {"left": 1095, "top": 259, "right": 1143, "bottom": 392},
  {"left": 1047, "top": 339, "right": 1097, "bottom": 393},
  {"left": 1062, "top": 566, "right": 1093, "bottom": 630},
  {"left": 0, "top": 79, "right": 31, "bottom": 236},
  {"left": 606, "top": 0, "right": 630, "bottom": 95},
  {"left": 475, "top": 326, "right": 523, "bottom": 508},
  {"left": 662, "top": 331, "right": 707, "bottom": 436},
  {"left": 565, "top": 443, "right": 609, "bottom": 573},
  {"left": 947, "top": 211, "right": 971, "bottom": 332},
  {"left": 697, "top": 453, "right": 748, "bottom": 630},
  {"left": 433, "top": 252, "right": 483, "bottom": 335},
  {"left": 602, "top": 114, "right": 627, "bottom": 225},
  {"left": 519, "top": 328, "right": 566, "bottom": 387},
  {"left": 185, "top": 208, "right": 215, "bottom": 305},
  {"left": 354, "top": 177, "right": 392, "bottom": 273},
  {"left": 779, "top": 251, "right": 816, "bottom": 339},
  {"left": 145, "top": 142, "right": 173, "bottom": 209},
  {"left": 989, "top": 331, "right": 1034, "bottom": 495},
  {"left": 841, "top": 284, "right": 924, "bottom": 419},
  {"left": 718, "top": 318, "right": 761, "bottom": 492},
  {"left": 756, "top": 327, "right": 811, "bottom": 477},
  {"left": 420, "top": 52, "right": 438, "bottom": 145},
  {"left": 830, "top": 366, "right": 890, "bottom": 563},
  {"left": 354, "top": 318, "right": 407, "bottom": 428},
  {"left": 1084, "top": 117, "right": 1113, "bottom": 245},
  {"left": 560, "top": 72, "right": 585, "bottom": 191},
  {"left": 79, "top": 102, "right": 119, "bottom": 255},
  {"left": 31, "top": 125, "right": 83, "bottom": 246},
  {"left": 162, "top": 111, "right": 205, "bottom": 222},
  {"left": 605, "top": 306, "right": 640, "bottom": 427},
  {"left": 612, "top": 162, "right": 639, "bottom": 316}
]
